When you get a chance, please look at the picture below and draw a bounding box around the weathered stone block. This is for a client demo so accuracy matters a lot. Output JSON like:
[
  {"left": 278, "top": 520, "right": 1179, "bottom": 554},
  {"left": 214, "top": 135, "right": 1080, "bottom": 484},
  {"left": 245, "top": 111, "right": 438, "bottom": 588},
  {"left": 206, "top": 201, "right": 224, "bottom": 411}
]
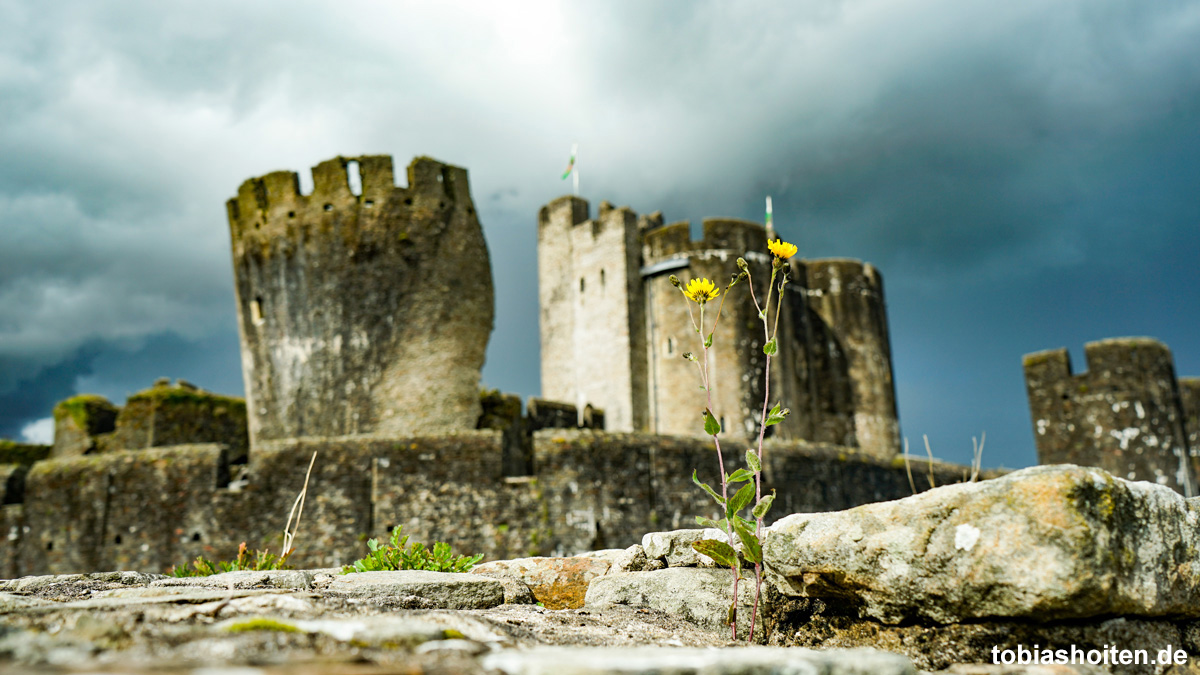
[
  {"left": 324, "top": 570, "right": 504, "bottom": 609},
  {"left": 766, "top": 464, "right": 1200, "bottom": 624},
  {"left": 471, "top": 556, "right": 610, "bottom": 609}
]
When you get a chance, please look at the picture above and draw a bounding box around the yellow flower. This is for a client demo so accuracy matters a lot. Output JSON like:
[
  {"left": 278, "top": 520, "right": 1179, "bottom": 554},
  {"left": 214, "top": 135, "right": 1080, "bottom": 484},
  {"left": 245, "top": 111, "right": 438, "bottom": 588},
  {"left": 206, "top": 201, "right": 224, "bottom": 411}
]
[
  {"left": 767, "top": 239, "right": 798, "bottom": 259},
  {"left": 683, "top": 278, "right": 720, "bottom": 304}
]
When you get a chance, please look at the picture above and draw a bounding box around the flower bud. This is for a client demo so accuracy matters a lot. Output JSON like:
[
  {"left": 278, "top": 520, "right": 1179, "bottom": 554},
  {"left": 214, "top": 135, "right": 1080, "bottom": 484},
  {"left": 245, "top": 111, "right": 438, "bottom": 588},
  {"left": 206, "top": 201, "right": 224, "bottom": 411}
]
[
  {"left": 669, "top": 275, "right": 681, "bottom": 288},
  {"left": 736, "top": 258, "right": 748, "bottom": 271}
]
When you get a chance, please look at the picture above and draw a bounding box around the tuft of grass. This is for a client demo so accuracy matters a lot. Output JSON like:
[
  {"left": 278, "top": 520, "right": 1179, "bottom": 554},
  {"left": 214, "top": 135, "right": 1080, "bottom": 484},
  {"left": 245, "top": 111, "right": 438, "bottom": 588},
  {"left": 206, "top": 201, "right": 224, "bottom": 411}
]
[{"left": 341, "top": 525, "right": 482, "bottom": 574}]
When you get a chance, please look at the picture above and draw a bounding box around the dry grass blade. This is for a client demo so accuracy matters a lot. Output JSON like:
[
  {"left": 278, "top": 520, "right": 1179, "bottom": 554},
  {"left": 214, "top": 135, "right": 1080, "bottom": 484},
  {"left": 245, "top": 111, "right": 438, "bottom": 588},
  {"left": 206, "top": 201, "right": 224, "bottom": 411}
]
[
  {"left": 903, "top": 437, "right": 916, "bottom": 495},
  {"left": 970, "top": 432, "right": 986, "bottom": 482},
  {"left": 923, "top": 434, "right": 936, "bottom": 489},
  {"left": 280, "top": 451, "right": 318, "bottom": 561}
]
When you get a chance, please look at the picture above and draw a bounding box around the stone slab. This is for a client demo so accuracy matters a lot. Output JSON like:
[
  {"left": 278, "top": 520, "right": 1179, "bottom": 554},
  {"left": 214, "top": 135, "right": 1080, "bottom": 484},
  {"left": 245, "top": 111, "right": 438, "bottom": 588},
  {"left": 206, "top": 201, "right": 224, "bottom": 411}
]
[
  {"left": 766, "top": 465, "right": 1200, "bottom": 624},
  {"left": 324, "top": 570, "right": 504, "bottom": 609}
]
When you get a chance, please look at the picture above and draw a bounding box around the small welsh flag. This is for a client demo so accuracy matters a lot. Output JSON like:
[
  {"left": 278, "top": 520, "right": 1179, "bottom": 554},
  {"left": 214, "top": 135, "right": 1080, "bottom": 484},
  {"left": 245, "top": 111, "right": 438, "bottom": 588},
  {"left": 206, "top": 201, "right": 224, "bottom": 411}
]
[{"left": 561, "top": 143, "right": 578, "bottom": 180}]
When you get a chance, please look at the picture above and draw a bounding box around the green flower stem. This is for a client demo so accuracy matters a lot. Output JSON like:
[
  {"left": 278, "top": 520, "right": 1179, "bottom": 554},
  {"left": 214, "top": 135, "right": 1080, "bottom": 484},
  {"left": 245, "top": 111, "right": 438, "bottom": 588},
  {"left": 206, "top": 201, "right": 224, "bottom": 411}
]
[{"left": 744, "top": 262, "right": 786, "bottom": 642}]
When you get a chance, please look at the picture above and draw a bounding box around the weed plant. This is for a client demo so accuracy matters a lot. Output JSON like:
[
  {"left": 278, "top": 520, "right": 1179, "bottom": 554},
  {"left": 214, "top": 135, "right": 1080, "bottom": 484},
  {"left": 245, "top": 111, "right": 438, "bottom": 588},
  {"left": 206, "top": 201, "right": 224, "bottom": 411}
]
[{"left": 342, "top": 525, "right": 483, "bottom": 574}]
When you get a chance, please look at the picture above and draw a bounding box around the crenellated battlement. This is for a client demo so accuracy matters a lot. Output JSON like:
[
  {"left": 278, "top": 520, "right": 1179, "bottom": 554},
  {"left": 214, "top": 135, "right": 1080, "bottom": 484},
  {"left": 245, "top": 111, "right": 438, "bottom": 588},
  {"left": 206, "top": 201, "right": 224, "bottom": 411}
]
[
  {"left": 1023, "top": 337, "right": 1195, "bottom": 494},
  {"left": 642, "top": 218, "right": 767, "bottom": 261},
  {"left": 227, "top": 155, "right": 469, "bottom": 244}
]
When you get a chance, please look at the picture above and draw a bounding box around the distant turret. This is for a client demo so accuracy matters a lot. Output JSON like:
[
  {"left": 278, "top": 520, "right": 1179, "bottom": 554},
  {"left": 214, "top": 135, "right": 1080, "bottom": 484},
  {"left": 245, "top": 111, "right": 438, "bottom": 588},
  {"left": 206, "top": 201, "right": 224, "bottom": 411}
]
[{"left": 1024, "top": 338, "right": 1196, "bottom": 495}]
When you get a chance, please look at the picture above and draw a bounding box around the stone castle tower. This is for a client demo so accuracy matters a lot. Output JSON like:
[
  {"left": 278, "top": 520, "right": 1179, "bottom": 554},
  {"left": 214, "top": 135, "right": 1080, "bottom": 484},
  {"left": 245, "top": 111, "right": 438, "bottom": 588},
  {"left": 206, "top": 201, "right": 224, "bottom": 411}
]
[
  {"left": 1024, "top": 338, "right": 1199, "bottom": 495},
  {"left": 227, "top": 155, "right": 494, "bottom": 447},
  {"left": 537, "top": 196, "right": 901, "bottom": 458}
]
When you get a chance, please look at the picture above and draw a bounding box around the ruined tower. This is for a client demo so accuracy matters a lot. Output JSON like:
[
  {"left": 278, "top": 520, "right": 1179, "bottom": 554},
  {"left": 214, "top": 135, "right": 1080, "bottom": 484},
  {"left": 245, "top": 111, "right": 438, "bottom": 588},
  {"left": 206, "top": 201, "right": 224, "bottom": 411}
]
[
  {"left": 1024, "top": 338, "right": 1196, "bottom": 495},
  {"left": 537, "top": 196, "right": 901, "bottom": 458},
  {"left": 227, "top": 155, "right": 494, "bottom": 447},
  {"left": 538, "top": 198, "right": 648, "bottom": 433}
]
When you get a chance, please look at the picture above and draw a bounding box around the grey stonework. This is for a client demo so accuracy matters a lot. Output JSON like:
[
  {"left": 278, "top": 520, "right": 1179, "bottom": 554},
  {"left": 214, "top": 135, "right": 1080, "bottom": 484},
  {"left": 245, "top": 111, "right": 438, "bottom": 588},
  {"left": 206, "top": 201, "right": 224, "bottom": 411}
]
[
  {"left": 538, "top": 196, "right": 900, "bottom": 458},
  {"left": 0, "top": 430, "right": 974, "bottom": 577},
  {"left": 227, "top": 155, "right": 494, "bottom": 445},
  {"left": 1024, "top": 337, "right": 1197, "bottom": 495}
]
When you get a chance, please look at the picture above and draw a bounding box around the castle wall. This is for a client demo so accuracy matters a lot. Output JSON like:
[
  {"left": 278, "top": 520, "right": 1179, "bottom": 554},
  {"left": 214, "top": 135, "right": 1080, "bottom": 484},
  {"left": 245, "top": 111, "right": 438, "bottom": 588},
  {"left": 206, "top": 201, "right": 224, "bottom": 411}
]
[
  {"left": 1181, "top": 378, "right": 1200, "bottom": 467},
  {"left": 641, "top": 219, "right": 775, "bottom": 440},
  {"left": 537, "top": 198, "right": 647, "bottom": 432},
  {"left": 801, "top": 260, "right": 900, "bottom": 458},
  {"left": 227, "top": 155, "right": 493, "bottom": 446},
  {"left": 0, "top": 430, "right": 971, "bottom": 576},
  {"left": 1024, "top": 338, "right": 1196, "bottom": 495}
]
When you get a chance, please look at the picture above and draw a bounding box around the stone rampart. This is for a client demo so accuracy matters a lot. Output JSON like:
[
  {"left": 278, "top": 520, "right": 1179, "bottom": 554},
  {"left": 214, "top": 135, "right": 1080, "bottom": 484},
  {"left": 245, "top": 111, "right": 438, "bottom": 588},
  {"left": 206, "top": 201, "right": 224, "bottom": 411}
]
[{"left": 0, "top": 430, "right": 973, "bottom": 577}]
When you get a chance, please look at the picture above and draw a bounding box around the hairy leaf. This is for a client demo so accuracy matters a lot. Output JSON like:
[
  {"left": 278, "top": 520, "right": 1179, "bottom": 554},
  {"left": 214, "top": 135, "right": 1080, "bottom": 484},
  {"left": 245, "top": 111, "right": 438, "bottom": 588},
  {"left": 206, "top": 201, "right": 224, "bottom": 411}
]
[
  {"left": 727, "top": 482, "right": 755, "bottom": 518},
  {"left": 692, "top": 539, "right": 738, "bottom": 567},
  {"left": 763, "top": 338, "right": 778, "bottom": 356},
  {"left": 745, "top": 449, "right": 761, "bottom": 473},
  {"left": 727, "top": 468, "right": 754, "bottom": 483},
  {"left": 693, "top": 469, "right": 726, "bottom": 506},
  {"left": 752, "top": 492, "right": 776, "bottom": 520},
  {"left": 703, "top": 409, "right": 721, "bottom": 436}
]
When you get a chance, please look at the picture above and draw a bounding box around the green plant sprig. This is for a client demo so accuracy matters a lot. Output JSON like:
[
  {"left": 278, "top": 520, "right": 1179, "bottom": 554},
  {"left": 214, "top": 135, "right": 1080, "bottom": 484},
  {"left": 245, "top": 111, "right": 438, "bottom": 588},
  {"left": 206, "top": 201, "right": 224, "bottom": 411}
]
[{"left": 342, "top": 526, "right": 483, "bottom": 574}]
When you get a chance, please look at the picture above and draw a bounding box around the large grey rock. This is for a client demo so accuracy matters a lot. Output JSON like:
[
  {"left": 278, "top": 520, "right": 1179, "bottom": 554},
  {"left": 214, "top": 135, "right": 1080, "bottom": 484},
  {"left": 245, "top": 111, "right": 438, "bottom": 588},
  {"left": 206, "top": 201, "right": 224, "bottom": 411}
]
[
  {"left": 584, "top": 568, "right": 764, "bottom": 638},
  {"left": 482, "top": 646, "right": 915, "bottom": 675},
  {"left": 325, "top": 570, "right": 504, "bottom": 609},
  {"left": 765, "top": 464, "right": 1200, "bottom": 624}
]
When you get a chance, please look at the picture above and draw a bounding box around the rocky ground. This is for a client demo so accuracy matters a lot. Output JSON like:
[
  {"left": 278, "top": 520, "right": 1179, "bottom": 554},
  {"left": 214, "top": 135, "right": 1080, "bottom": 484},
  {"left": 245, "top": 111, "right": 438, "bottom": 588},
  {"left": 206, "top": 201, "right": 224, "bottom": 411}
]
[{"left": 3, "top": 465, "right": 1199, "bottom": 674}]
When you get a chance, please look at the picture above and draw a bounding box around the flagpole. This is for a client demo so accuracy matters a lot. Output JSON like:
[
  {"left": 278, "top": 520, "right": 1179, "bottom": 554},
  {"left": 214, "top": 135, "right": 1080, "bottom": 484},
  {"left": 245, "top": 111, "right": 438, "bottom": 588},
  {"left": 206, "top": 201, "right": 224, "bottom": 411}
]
[{"left": 765, "top": 195, "right": 775, "bottom": 240}]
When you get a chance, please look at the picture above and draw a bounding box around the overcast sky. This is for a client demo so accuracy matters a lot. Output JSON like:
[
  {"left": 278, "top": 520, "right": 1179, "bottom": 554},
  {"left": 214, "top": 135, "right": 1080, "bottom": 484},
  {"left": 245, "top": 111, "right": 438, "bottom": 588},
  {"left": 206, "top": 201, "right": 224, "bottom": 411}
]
[{"left": 1, "top": 0, "right": 1197, "bottom": 468}]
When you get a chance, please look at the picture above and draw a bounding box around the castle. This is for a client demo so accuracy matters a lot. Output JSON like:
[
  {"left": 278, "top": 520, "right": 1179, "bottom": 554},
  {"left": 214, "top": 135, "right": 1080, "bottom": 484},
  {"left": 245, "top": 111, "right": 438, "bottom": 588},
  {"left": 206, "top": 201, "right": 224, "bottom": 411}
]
[
  {"left": 0, "top": 152, "right": 1194, "bottom": 578},
  {"left": 537, "top": 197, "right": 900, "bottom": 457}
]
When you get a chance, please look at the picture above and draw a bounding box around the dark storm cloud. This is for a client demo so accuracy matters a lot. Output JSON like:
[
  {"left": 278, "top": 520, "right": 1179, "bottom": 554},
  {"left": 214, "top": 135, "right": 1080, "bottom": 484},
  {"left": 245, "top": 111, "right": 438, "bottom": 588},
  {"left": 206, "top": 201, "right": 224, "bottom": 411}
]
[{"left": 0, "top": 1, "right": 1197, "bottom": 466}]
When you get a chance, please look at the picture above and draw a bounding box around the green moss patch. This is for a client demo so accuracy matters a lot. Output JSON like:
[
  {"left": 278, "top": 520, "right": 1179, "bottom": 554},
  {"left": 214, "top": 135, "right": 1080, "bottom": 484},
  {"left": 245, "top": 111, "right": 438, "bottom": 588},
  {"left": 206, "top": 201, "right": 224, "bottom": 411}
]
[
  {"left": 224, "top": 618, "right": 300, "bottom": 633},
  {"left": 52, "top": 394, "right": 118, "bottom": 432},
  {"left": 0, "top": 440, "right": 51, "bottom": 465}
]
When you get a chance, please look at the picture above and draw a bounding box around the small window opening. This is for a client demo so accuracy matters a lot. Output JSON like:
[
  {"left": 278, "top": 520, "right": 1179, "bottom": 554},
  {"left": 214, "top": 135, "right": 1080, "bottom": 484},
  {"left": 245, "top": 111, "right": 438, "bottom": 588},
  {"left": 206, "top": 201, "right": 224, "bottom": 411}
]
[
  {"left": 287, "top": 211, "right": 295, "bottom": 218},
  {"left": 580, "top": 277, "right": 585, "bottom": 293},
  {"left": 323, "top": 203, "right": 333, "bottom": 212},
  {"left": 600, "top": 269, "right": 606, "bottom": 287},
  {"left": 46, "top": 541, "right": 53, "bottom": 551},
  {"left": 347, "top": 160, "right": 362, "bottom": 196},
  {"left": 251, "top": 297, "right": 264, "bottom": 325},
  {"left": 192, "top": 532, "right": 202, "bottom": 542},
  {"left": 667, "top": 337, "right": 675, "bottom": 355},
  {"left": 114, "top": 535, "right": 122, "bottom": 544},
  {"left": 363, "top": 199, "right": 374, "bottom": 208},
  {"left": 436, "top": 173, "right": 443, "bottom": 183},
  {"left": 404, "top": 197, "right": 413, "bottom": 206}
]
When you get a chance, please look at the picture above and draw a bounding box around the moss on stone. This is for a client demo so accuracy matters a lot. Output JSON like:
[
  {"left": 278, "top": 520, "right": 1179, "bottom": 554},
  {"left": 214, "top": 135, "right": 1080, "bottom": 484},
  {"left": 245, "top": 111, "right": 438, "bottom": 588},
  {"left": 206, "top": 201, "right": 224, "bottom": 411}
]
[
  {"left": 52, "top": 394, "right": 117, "bottom": 429},
  {"left": 224, "top": 618, "right": 299, "bottom": 633},
  {"left": 127, "top": 385, "right": 245, "bottom": 413},
  {"left": 0, "top": 440, "right": 50, "bottom": 465}
]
